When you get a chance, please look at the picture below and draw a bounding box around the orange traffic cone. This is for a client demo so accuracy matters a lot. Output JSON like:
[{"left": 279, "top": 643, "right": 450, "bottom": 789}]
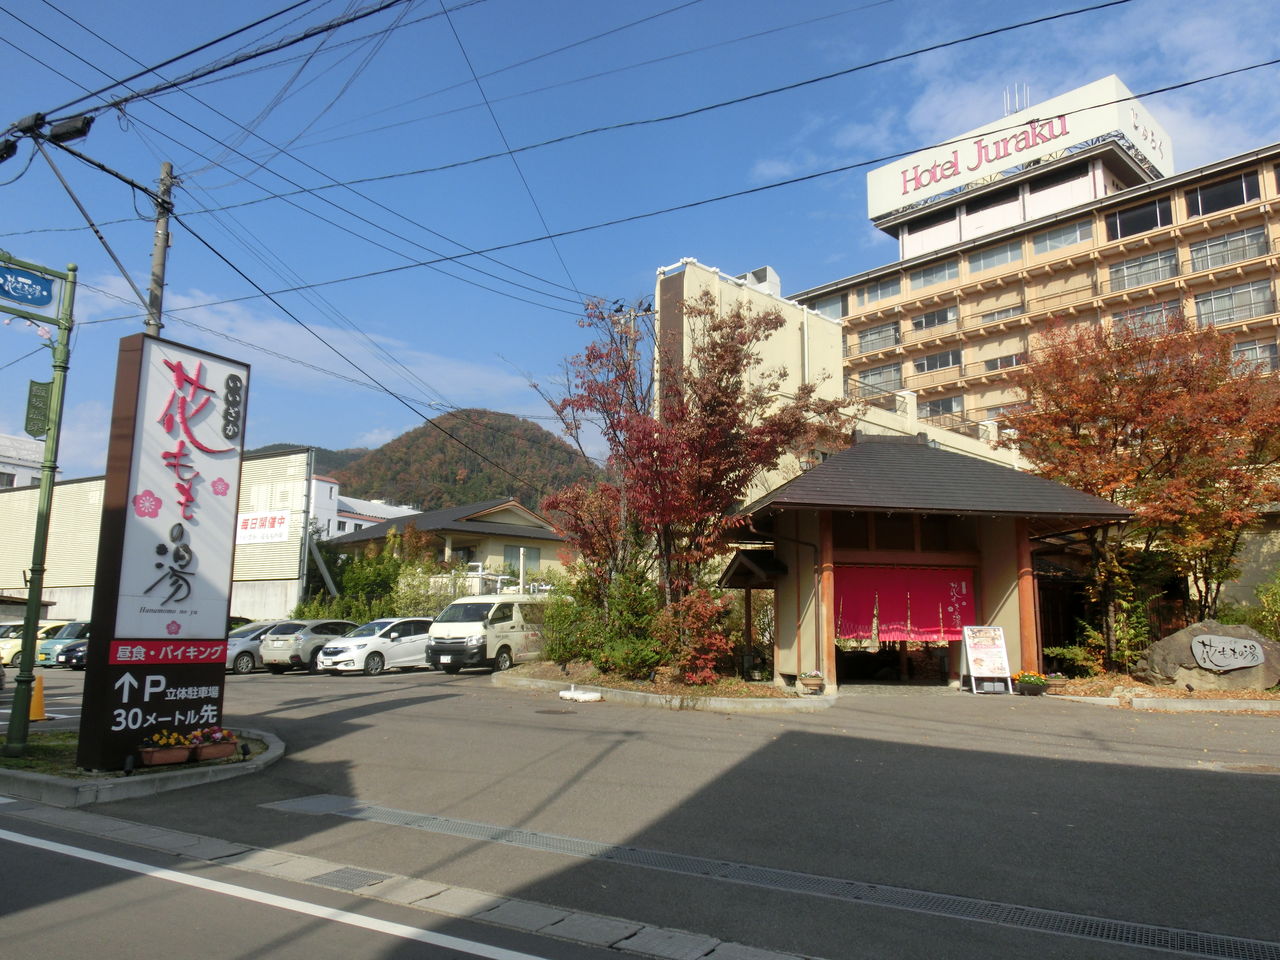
[{"left": 30, "top": 674, "right": 48, "bottom": 722}]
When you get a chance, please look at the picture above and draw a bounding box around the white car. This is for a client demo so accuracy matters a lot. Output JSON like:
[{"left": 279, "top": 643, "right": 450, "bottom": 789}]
[
  {"left": 224, "top": 620, "right": 284, "bottom": 675},
  {"left": 317, "top": 618, "right": 435, "bottom": 676}
]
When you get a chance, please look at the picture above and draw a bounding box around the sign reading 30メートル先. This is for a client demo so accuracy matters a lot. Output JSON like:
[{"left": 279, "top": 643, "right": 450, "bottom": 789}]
[{"left": 114, "top": 339, "right": 248, "bottom": 640}]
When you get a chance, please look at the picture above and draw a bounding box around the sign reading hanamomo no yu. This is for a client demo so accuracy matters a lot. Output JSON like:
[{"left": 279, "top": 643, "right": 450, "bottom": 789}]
[{"left": 114, "top": 337, "right": 249, "bottom": 640}]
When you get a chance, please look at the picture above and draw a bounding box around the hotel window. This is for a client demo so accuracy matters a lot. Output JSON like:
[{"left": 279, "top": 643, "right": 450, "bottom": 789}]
[
  {"left": 855, "top": 275, "right": 901, "bottom": 307},
  {"left": 913, "top": 349, "right": 961, "bottom": 374},
  {"left": 854, "top": 363, "right": 903, "bottom": 396},
  {"left": 1033, "top": 219, "right": 1093, "bottom": 255},
  {"left": 919, "top": 395, "right": 963, "bottom": 418},
  {"left": 1109, "top": 249, "right": 1178, "bottom": 291},
  {"left": 858, "top": 322, "right": 900, "bottom": 352},
  {"left": 1188, "top": 226, "right": 1268, "bottom": 272},
  {"left": 909, "top": 260, "right": 958, "bottom": 290},
  {"left": 810, "top": 292, "right": 844, "bottom": 320},
  {"left": 1113, "top": 300, "right": 1180, "bottom": 337},
  {"left": 1232, "top": 338, "right": 1278, "bottom": 373},
  {"left": 964, "top": 185, "right": 1019, "bottom": 214},
  {"left": 979, "top": 304, "right": 1023, "bottom": 324},
  {"left": 911, "top": 305, "right": 957, "bottom": 330},
  {"left": 984, "top": 352, "right": 1027, "bottom": 371},
  {"left": 1185, "top": 171, "right": 1259, "bottom": 219},
  {"left": 967, "top": 239, "right": 1021, "bottom": 273},
  {"left": 1106, "top": 196, "right": 1172, "bottom": 240},
  {"left": 1194, "top": 280, "right": 1275, "bottom": 328}
]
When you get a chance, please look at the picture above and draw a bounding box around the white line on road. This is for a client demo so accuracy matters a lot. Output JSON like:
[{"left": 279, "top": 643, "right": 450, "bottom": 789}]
[{"left": 0, "top": 828, "right": 556, "bottom": 960}]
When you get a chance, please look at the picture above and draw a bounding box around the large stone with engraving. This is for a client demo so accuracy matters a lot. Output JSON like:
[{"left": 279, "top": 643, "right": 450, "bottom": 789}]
[{"left": 1134, "top": 621, "right": 1280, "bottom": 692}]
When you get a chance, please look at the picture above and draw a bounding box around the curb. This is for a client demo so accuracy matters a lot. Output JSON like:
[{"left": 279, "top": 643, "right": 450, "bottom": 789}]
[
  {"left": 491, "top": 674, "right": 836, "bottom": 713},
  {"left": 0, "top": 727, "right": 285, "bottom": 808}
]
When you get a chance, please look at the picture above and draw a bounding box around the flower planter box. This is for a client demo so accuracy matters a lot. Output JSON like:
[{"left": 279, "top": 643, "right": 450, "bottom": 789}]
[
  {"left": 139, "top": 746, "right": 192, "bottom": 766},
  {"left": 798, "top": 677, "right": 825, "bottom": 695},
  {"left": 1045, "top": 678, "right": 1068, "bottom": 695},
  {"left": 1016, "top": 682, "right": 1046, "bottom": 696},
  {"left": 193, "top": 741, "right": 237, "bottom": 762}
]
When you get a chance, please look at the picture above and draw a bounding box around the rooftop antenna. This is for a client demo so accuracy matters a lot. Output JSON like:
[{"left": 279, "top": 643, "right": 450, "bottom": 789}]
[{"left": 1003, "top": 84, "right": 1031, "bottom": 116}]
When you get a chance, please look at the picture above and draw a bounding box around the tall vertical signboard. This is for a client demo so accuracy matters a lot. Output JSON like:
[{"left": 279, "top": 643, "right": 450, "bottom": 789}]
[{"left": 78, "top": 334, "right": 249, "bottom": 770}]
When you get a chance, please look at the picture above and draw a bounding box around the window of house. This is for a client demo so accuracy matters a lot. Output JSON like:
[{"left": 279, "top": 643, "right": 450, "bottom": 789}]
[
  {"left": 919, "top": 395, "right": 963, "bottom": 418},
  {"left": 810, "top": 292, "right": 844, "bottom": 320},
  {"left": 1113, "top": 300, "right": 1180, "bottom": 337},
  {"left": 909, "top": 260, "right": 959, "bottom": 290},
  {"left": 504, "top": 545, "right": 541, "bottom": 572},
  {"left": 854, "top": 363, "right": 903, "bottom": 396},
  {"left": 984, "top": 352, "right": 1027, "bottom": 371},
  {"left": 911, "top": 306, "right": 958, "bottom": 330},
  {"left": 855, "top": 275, "right": 901, "bottom": 307},
  {"left": 1194, "top": 280, "right": 1275, "bottom": 328},
  {"left": 858, "top": 322, "right": 900, "bottom": 352},
  {"left": 1232, "top": 338, "right": 1279, "bottom": 373},
  {"left": 979, "top": 304, "right": 1023, "bottom": 324},
  {"left": 1109, "top": 249, "right": 1178, "bottom": 291},
  {"left": 1189, "top": 226, "right": 1268, "bottom": 272},
  {"left": 1185, "top": 171, "right": 1260, "bottom": 219},
  {"left": 1032, "top": 219, "right": 1093, "bottom": 255},
  {"left": 913, "top": 349, "right": 961, "bottom": 374},
  {"left": 1105, "top": 196, "right": 1172, "bottom": 240},
  {"left": 0, "top": 472, "right": 15, "bottom": 489},
  {"left": 967, "top": 239, "right": 1022, "bottom": 273},
  {"left": 336, "top": 520, "right": 347, "bottom": 532}
]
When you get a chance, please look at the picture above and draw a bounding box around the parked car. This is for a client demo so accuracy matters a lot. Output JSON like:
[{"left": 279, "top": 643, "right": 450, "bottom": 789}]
[
  {"left": 426, "top": 595, "right": 547, "bottom": 674},
  {"left": 259, "top": 620, "right": 357, "bottom": 673},
  {"left": 56, "top": 639, "right": 89, "bottom": 670},
  {"left": 0, "top": 621, "right": 66, "bottom": 666},
  {"left": 37, "top": 621, "right": 91, "bottom": 666},
  {"left": 224, "top": 620, "right": 283, "bottom": 675},
  {"left": 316, "top": 618, "right": 434, "bottom": 676}
]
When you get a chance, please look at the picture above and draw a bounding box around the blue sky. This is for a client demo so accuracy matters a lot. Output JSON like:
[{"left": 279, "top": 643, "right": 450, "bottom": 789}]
[{"left": 3, "top": 0, "right": 1280, "bottom": 477}]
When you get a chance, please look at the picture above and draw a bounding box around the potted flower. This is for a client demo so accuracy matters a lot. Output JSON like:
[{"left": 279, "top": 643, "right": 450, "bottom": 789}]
[
  {"left": 190, "top": 726, "right": 238, "bottom": 762},
  {"left": 797, "top": 671, "right": 825, "bottom": 694},
  {"left": 139, "top": 729, "right": 193, "bottom": 765},
  {"left": 1011, "top": 670, "right": 1048, "bottom": 696},
  {"left": 1044, "top": 672, "right": 1068, "bottom": 695}
]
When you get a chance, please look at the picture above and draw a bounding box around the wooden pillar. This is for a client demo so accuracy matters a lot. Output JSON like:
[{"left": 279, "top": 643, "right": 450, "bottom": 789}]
[
  {"left": 818, "top": 510, "right": 835, "bottom": 684},
  {"left": 1015, "top": 517, "right": 1038, "bottom": 672}
]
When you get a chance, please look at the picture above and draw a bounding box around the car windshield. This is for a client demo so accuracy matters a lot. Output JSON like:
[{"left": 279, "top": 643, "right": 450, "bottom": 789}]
[
  {"left": 55, "top": 622, "right": 87, "bottom": 638},
  {"left": 266, "top": 622, "right": 305, "bottom": 635},
  {"left": 1, "top": 624, "right": 23, "bottom": 638},
  {"left": 229, "top": 623, "right": 270, "bottom": 639},
  {"left": 435, "top": 603, "right": 492, "bottom": 624},
  {"left": 345, "top": 621, "right": 394, "bottom": 638}
]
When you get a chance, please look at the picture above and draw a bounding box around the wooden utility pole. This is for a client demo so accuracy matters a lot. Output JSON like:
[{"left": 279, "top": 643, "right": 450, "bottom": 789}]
[{"left": 146, "top": 162, "right": 174, "bottom": 336}]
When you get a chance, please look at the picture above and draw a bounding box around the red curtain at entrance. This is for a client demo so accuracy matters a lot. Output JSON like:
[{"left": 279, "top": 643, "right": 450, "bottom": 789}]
[{"left": 835, "top": 566, "right": 974, "bottom": 643}]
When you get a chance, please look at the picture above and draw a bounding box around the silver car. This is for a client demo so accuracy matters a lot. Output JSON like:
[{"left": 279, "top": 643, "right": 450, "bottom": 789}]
[
  {"left": 224, "top": 620, "right": 284, "bottom": 675},
  {"left": 259, "top": 620, "right": 357, "bottom": 674}
]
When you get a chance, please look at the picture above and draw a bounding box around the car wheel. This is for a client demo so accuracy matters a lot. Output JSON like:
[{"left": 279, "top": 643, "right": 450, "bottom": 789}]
[
  {"left": 363, "top": 653, "right": 386, "bottom": 676},
  {"left": 443, "top": 664, "right": 462, "bottom": 675},
  {"left": 232, "top": 652, "right": 256, "bottom": 675},
  {"left": 267, "top": 664, "right": 289, "bottom": 675},
  {"left": 71, "top": 664, "right": 85, "bottom": 671},
  {"left": 307, "top": 649, "right": 322, "bottom": 674},
  {"left": 493, "top": 647, "right": 514, "bottom": 672}
]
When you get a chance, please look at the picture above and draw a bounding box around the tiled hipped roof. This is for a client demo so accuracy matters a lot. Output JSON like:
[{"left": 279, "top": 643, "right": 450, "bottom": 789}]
[{"left": 742, "top": 437, "right": 1130, "bottom": 539}]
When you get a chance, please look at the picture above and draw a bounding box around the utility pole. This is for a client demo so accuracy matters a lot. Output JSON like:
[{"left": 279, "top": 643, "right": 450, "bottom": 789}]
[{"left": 146, "top": 162, "right": 174, "bottom": 337}]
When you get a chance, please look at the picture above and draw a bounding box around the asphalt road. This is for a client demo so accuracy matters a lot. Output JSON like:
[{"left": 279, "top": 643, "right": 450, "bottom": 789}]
[{"left": 5, "top": 666, "right": 1280, "bottom": 960}]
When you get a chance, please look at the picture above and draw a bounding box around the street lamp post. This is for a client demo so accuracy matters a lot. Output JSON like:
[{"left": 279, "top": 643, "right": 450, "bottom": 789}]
[{"left": 1, "top": 255, "right": 76, "bottom": 758}]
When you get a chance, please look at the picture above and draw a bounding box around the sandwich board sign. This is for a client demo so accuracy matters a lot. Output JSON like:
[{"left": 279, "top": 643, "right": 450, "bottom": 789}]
[{"left": 962, "top": 625, "right": 1012, "bottom": 694}]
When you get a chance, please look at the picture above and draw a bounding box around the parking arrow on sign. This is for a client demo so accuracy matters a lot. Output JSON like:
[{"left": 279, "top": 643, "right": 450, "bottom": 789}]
[{"left": 114, "top": 673, "right": 138, "bottom": 703}]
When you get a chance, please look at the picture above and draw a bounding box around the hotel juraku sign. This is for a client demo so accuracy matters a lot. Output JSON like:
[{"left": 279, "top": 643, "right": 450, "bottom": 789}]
[{"left": 866, "top": 75, "right": 1173, "bottom": 220}]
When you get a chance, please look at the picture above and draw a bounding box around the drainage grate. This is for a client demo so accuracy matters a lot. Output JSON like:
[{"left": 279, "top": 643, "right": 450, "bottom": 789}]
[
  {"left": 275, "top": 797, "right": 1280, "bottom": 960},
  {"left": 308, "top": 866, "right": 393, "bottom": 891}
]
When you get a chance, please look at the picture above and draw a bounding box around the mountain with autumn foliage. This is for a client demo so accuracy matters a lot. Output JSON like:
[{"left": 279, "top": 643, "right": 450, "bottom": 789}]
[{"left": 324, "top": 409, "right": 597, "bottom": 511}]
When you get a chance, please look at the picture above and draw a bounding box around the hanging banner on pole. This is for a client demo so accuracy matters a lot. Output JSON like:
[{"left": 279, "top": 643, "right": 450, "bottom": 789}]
[
  {"left": 79, "top": 334, "right": 249, "bottom": 770},
  {"left": 25, "top": 380, "right": 51, "bottom": 438}
]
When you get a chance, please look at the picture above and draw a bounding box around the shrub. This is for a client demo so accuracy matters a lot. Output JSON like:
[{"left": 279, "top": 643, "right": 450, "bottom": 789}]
[{"left": 653, "top": 589, "right": 735, "bottom": 685}]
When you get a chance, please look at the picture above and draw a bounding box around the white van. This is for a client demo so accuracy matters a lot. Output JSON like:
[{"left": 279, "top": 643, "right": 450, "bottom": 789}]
[{"left": 426, "top": 594, "right": 546, "bottom": 674}]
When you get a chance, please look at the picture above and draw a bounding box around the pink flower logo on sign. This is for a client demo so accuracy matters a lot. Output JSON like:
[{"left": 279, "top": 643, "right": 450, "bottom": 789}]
[
  {"left": 211, "top": 477, "right": 230, "bottom": 497},
  {"left": 132, "top": 490, "right": 163, "bottom": 518},
  {"left": 166, "top": 620, "right": 182, "bottom": 636}
]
